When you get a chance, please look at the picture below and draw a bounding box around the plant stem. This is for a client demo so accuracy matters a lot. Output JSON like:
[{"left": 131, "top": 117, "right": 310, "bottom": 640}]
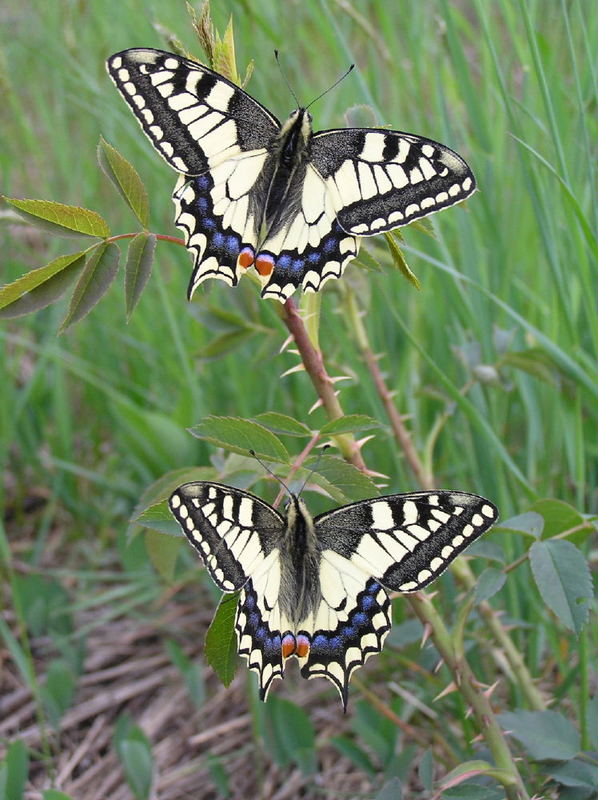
[{"left": 280, "top": 298, "right": 367, "bottom": 472}]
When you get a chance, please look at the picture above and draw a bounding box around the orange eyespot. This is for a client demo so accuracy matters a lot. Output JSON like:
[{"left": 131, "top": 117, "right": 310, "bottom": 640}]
[
  {"left": 238, "top": 248, "right": 254, "bottom": 269},
  {"left": 255, "top": 254, "right": 275, "bottom": 277}
]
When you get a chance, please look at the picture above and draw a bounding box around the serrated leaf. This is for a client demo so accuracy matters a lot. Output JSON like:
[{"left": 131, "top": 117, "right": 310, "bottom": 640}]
[
  {"left": 308, "top": 454, "right": 378, "bottom": 502},
  {"left": 496, "top": 511, "right": 544, "bottom": 538},
  {"left": 4, "top": 196, "right": 109, "bottom": 238},
  {"left": 474, "top": 567, "right": 506, "bottom": 603},
  {"left": 134, "top": 500, "right": 182, "bottom": 538},
  {"left": 125, "top": 233, "right": 156, "bottom": 319},
  {"left": 320, "top": 414, "right": 382, "bottom": 436},
  {"left": 384, "top": 232, "right": 421, "bottom": 289},
  {"left": 529, "top": 540, "right": 592, "bottom": 634},
  {"left": 204, "top": 592, "right": 239, "bottom": 687},
  {"left": 189, "top": 416, "right": 289, "bottom": 463},
  {"left": 60, "top": 242, "right": 120, "bottom": 331},
  {"left": 0, "top": 250, "right": 86, "bottom": 319},
  {"left": 129, "top": 466, "right": 217, "bottom": 538},
  {"left": 530, "top": 498, "right": 587, "bottom": 541},
  {"left": 253, "top": 412, "right": 311, "bottom": 437},
  {"left": 98, "top": 137, "right": 150, "bottom": 227},
  {"left": 145, "top": 530, "right": 182, "bottom": 582},
  {"left": 498, "top": 709, "right": 581, "bottom": 761}
]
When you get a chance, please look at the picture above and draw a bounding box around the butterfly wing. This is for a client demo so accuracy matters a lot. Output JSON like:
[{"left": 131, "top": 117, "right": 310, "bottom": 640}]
[
  {"left": 107, "top": 49, "right": 280, "bottom": 293},
  {"left": 315, "top": 491, "right": 498, "bottom": 592},
  {"left": 169, "top": 482, "right": 284, "bottom": 591},
  {"left": 310, "top": 128, "right": 476, "bottom": 235},
  {"left": 169, "top": 481, "right": 289, "bottom": 697}
]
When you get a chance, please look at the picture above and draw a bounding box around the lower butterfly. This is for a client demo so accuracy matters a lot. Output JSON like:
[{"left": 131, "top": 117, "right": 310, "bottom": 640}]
[
  {"left": 169, "top": 481, "right": 498, "bottom": 708},
  {"left": 107, "top": 48, "right": 476, "bottom": 302}
]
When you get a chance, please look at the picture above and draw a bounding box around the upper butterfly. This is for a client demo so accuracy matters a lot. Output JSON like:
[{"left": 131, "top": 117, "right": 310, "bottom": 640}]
[
  {"left": 107, "top": 49, "right": 476, "bottom": 302},
  {"left": 169, "top": 481, "right": 498, "bottom": 709}
]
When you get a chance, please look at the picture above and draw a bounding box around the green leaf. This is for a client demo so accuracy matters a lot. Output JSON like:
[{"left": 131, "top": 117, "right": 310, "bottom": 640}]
[
  {"left": 588, "top": 695, "right": 598, "bottom": 750},
  {"left": 530, "top": 499, "right": 587, "bottom": 541},
  {"left": 206, "top": 755, "right": 230, "bottom": 798},
  {"left": 496, "top": 511, "right": 544, "bottom": 538},
  {"left": 97, "top": 137, "right": 150, "bottom": 227},
  {"left": 4, "top": 196, "right": 110, "bottom": 238},
  {"left": 498, "top": 710, "right": 581, "bottom": 761},
  {"left": 270, "top": 696, "right": 317, "bottom": 774},
  {"left": 308, "top": 454, "right": 378, "bottom": 503},
  {"left": 113, "top": 716, "right": 154, "bottom": 800},
  {"left": 548, "top": 759, "right": 598, "bottom": 790},
  {"left": 145, "top": 529, "right": 183, "bottom": 581},
  {"left": 125, "top": 233, "right": 156, "bottom": 319},
  {"left": 198, "top": 328, "right": 256, "bottom": 360},
  {"left": 43, "top": 791, "right": 76, "bottom": 800},
  {"left": 129, "top": 466, "right": 216, "bottom": 539},
  {"left": 474, "top": 567, "right": 506, "bottom": 604},
  {"left": 119, "top": 741, "right": 153, "bottom": 800},
  {"left": 320, "top": 414, "right": 382, "bottom": 436},
  {"left": 502, "top": 348, "right": 559, "bottom": 385},
  {"left": 384, "top": 232, "right": 421, "bottom": 289},
  {"left": 134, "top": 500, "right": 181, "bottom": 537},
  {"left": 165, "top": 640, "right": 205, "bottom": 708},
  {"left": 529, "top": 540, "right": 592, "bottom": 634},
  {"left": 204, "top": 592, "right": 239, "bottom": 687},
  {"left": 40, "top": 660, "right": 76, "bottom": 728},
  {"left": 0, "top": 251, "right": 87, "bottom": 313},
  {"left": 330, "top": 736, "right": 377, "bottom": 775},
  {"left": 418, "top": 750, "right": 434, "bottom": 792},
  {"left": 60, "top": 242, "right": 120, "bottom": 331},
  {"left": 253, "top": 412, "right": 312, "bottom": 437},
  {"left": 376, "top": 778, "right": 402, "bottom": 800},
  {"left": 4, "top": 740, "right": 28, "bottom": 800},
  {"left": 189, "top": 416, "right": 289, "bottom": 463}
]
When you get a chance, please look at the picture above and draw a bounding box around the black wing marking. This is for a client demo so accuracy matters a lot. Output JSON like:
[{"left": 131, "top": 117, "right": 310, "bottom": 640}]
[
  {"left": 106, "top": 48, "right": 280, "bottom": 174},
  {"left": 311, "top": 128, "right": 476, "bottom": 235},
  {"left": 315, "top": 491, "right": 498, "bottom": 592},
  {"left": 168, "top": 482, "right": 284, "bottom": 591}
]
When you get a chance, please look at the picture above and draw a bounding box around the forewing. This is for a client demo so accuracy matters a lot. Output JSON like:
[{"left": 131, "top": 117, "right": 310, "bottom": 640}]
[
  {"left": 311, "top": 128, "right": 475, "bottom": 235},
  {"left": 315, "top": 491, "right": 498, "bottom": 592},
  {"left": 168, "top": 482, "right": 284, "bottom": 591},
  {"left": 300, "top": 553, "right": 391, "bottom": 709},
  {"left": 106, "top": 48, "right": 280, "bottom": 174},
  {"left": 257, "top": 164, "right": 360, "bottom": 302}
]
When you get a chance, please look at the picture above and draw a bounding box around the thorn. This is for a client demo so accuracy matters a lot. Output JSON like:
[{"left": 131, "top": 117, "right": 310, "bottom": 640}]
[
  {"left": 288, "top": 349, "right": 300, "bottom": 355},
  {"left": 483, "top": 680, "right": 500, "bottom": 699},
  {"left": 355, "top": 434, "right": 376, "bottom": 448},
  {"left": 421, "top": 622, "right": 433, "bottom": 647},
  {"left": 279, "top": 334, "right": 294, "bottom": 353},
  {"left": 434, "top": 681, "right": 457, "bottom": 701},
  {"left": 280, "top": 364, "right": 305, "bottom": 378},
  {"left": 364, "top": 468, "right": 390, "bottom": 479},
  {"left": 329, "top": 375, "right": 353, "bottom": 384},
  {"left": 308, "top": 397, "right": 324, "bottom": 414}
]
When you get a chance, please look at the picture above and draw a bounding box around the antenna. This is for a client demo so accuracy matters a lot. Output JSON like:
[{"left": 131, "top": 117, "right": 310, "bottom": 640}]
[
  {"left": 297, "top": 444, "right": 330, "bottom": 496},
  {"left": 249, "top": 449, "right": 292, "bottom": 499},
  {"left": 274, "top": 50, "right": 301, "bottom": 108},
  {"left": 306, "top": 64, "right": 355, "bottom": 110}
]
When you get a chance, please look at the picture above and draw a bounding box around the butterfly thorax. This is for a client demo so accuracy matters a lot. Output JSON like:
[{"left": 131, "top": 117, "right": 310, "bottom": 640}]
[
  {"left": 279, "top": 495, "right": 320, "bottom": 623},
  {"left": 258, "top": 109, "right": 313, "bottom": 239}
]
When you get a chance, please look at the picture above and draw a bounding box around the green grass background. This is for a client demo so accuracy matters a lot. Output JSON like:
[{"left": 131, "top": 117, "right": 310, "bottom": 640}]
[{"left": 1, "top": 0, "right": 596, "bottom": 795}]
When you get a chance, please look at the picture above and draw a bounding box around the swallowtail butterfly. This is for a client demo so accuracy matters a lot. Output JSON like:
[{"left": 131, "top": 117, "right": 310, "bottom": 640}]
[
  {"left": 107, "top": 49, "right": 477, "bottom": 302},
  {"left": 169, "top": 482, "right": 497, "bottom": 708}
]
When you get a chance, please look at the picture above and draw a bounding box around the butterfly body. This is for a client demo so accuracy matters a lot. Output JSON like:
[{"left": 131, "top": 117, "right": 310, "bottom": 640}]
[
  {"left": 169, "top": 481, "right": 497, "bottom": 708},
  {"left": 107, "top": 49, "right": 476, "bottom": 301}
]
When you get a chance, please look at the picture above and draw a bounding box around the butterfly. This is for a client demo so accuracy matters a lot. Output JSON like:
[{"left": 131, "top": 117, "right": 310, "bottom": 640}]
[
  {"left": 107, "top": 48, "right": 476, "bottom": 302},
  {"left": 168, "top": 481, "right": 497, "bottom": 708}
]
